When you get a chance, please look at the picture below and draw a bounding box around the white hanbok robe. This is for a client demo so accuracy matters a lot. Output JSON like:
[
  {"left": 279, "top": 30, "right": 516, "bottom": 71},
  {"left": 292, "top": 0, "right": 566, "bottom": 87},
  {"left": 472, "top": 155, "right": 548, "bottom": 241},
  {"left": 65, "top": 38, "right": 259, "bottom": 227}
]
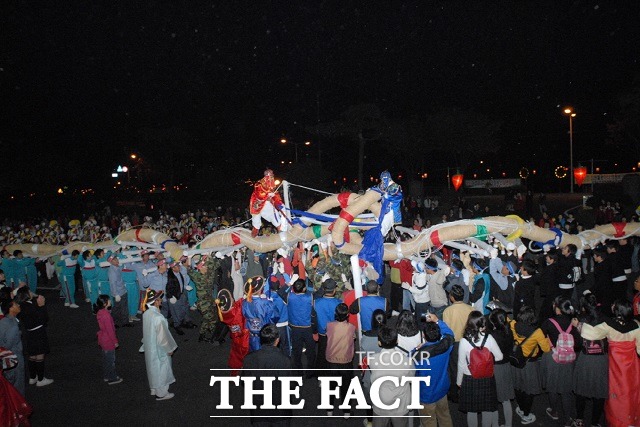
[{"left": 143, "top": 305, "right": 178, "bottom": 394}]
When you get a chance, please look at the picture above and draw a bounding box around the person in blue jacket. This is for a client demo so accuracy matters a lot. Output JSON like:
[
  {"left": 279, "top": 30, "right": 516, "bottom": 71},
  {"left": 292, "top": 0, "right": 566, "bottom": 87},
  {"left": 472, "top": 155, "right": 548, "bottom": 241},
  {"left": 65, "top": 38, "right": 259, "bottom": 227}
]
[
  {"left": 348, "top": 280, "right": 388, "bottom": 333},
  {"left": 130, "top": 250, "right": 156, "bottom": 314},
  {"left": 279, "top": 278, "right": 316, "bottom": 375},
  {"left": 266, "top": 276, "right": 290, "bottom": 356},
  {"left": 242, "top": 276, "right": 274, "bottom": 352},
  {"left": 313, "top": 278, "right": 342, "bottom": 370},
  {"left": 413, "top": 313, "right": 455, "bottom": 427}
]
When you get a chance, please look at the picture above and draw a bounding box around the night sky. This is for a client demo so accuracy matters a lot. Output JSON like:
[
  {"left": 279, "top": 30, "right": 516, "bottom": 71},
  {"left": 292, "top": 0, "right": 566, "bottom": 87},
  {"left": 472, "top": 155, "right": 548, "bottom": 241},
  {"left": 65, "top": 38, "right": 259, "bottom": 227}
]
[{"left": 2, "top": 1, "right": 639, "bottom": 199}]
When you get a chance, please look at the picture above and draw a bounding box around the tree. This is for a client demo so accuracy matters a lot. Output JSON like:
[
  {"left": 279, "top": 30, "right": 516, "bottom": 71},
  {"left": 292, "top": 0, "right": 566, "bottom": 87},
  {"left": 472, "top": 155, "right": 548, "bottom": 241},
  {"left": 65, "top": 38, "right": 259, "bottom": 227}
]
[
  {"left": 421, "top": 108, "right": 502, "bottom": 172},
  {"left": 607, "top": 76, "right": 640, "bottom": 160},
  {"left": 314, "top": 104, "right": 388, "bottom": 189}
]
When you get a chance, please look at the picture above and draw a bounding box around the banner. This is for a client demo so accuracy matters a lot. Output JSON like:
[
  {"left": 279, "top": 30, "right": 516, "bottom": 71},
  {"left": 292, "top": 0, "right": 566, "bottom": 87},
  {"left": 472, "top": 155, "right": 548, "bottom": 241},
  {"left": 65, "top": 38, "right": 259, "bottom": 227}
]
[
  {"left": 465, "top": 178, "right": 521, "bottom": 189},
  {"left": 583, "top": 173, "right": 639, "bottom": 184}
]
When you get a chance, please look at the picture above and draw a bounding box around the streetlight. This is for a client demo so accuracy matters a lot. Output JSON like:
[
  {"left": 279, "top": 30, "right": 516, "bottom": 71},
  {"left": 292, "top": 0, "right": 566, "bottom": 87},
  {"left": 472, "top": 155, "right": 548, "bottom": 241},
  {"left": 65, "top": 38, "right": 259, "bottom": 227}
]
[
  {"left": 563, "top": 107, "right": 577, "bottom": 193},
  {"left": 280, "top": 139, "right": 311, "bottom": 163}
]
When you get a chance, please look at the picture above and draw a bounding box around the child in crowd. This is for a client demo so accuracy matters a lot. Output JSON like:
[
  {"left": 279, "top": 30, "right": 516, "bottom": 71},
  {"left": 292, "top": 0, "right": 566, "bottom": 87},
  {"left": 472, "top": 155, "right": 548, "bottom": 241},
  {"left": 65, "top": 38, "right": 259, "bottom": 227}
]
[{"left": 93, "top": 295, "right": 122, "bottom": 385}]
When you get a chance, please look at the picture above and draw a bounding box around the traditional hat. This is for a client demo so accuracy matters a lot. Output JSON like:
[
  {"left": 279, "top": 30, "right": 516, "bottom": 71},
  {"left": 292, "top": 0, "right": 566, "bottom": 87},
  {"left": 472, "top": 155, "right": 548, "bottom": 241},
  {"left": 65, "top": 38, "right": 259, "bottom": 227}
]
[
  {"left": 143, "top": 289, "right": 164, "bottom": 309},
  {"left": 169, "top": 260, "right": 180, "bottom": 268},
  {"left": 140, "top": 250, "right": 150, "bottom": 256},
  {"left": 244, "top": 276, "right": 265, "bottom": 296},
  {"left": 156, "top": 259, "right": 167, "bottom": 267},
  {"left": 216, "top": 288, "right": 234, "bottom": 313}
]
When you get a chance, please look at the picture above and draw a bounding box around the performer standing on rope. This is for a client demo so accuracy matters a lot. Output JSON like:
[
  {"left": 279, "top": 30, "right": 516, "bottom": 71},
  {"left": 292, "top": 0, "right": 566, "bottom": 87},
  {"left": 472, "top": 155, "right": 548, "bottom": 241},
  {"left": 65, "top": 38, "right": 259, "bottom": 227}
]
[
  {"left": 359, "top": 170, "right": 403, "bottom": 284},
  {"left": 249, "top": 169, "right": 289, "bottom": 237}
]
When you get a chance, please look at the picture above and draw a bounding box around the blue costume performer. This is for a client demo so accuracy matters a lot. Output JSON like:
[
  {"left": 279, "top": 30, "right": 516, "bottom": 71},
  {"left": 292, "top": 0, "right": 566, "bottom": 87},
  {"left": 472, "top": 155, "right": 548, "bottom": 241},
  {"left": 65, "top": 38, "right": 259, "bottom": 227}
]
[
  {"left": 241, "top": 276, "right": 274, "bottom": 352},
  {"left": 359, "top": 171, "right": 403, "bottom": 283}
]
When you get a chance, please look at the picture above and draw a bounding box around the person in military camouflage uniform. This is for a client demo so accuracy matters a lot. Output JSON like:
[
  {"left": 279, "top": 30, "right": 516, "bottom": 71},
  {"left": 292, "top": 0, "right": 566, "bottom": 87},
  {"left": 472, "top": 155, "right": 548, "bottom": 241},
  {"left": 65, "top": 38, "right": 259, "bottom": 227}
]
[
  {"left": 189, "top": 256, "right": 221, "bottom": 343},
  {"left": 307, "top": 244, "right": 328, "bottom": 292},
  {"left": 325, "top": 249, "right": 353, "bottom": 298},
  {"left": 306, "top": 243, "right": 353, "bottom": 298}
]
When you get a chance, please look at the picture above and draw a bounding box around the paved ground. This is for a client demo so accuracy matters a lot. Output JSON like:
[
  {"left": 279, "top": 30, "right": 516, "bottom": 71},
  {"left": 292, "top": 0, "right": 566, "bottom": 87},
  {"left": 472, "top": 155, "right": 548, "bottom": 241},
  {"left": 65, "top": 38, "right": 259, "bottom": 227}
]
[{"left": 24, "top": 285, "right": 600, "bottom": 427}]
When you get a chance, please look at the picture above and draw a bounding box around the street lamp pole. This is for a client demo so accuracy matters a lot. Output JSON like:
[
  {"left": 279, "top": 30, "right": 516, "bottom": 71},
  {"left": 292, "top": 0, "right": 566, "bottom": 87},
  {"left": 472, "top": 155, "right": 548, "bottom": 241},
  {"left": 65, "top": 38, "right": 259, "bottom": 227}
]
[
  {"left": 280, "top": 138, "right": 310, "bottom": 164},
  {"left": 564, "top": 108, "right": 576, "bottom": 193}
]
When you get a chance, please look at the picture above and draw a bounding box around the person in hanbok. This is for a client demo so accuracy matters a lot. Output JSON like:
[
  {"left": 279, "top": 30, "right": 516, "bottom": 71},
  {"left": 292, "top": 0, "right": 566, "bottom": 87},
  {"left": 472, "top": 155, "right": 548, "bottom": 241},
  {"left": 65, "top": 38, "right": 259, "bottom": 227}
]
[
  {"left": 241, "top": 276, "right": 273, "bottom": 352},
  {"left": 579, "top": 299, "right": 640, "bottom": 427},
  {"left": 0, "top": 347, "right": 32, "bottom": 426},
  {"left": 216, "top": 291, "right": 249, "bottom": 375},
  {"left": 142, "top": 289, "right": 178, "bottom": 401}
]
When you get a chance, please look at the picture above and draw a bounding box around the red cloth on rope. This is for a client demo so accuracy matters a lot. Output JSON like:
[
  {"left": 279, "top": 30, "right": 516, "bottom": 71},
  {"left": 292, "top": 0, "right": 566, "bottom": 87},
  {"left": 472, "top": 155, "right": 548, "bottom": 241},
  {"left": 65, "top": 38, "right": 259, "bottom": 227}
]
[{"left": 612, "top": 222, "right": 626, "bottom": 238}]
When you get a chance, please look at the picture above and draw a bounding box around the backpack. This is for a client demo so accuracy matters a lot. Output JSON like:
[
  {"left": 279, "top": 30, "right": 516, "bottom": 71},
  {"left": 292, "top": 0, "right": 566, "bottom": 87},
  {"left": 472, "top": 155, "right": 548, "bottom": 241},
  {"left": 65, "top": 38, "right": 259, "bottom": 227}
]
[
  {"left": 582, "top": 338, "right": 607, "bottom": 355},
  {"left": 571, "top": 266, "right": 582, "bottom": 283},
  {"left": 467, "top": 334, "right": 494, "bottom": 378},
  {"left": 549, "top": 318, "right": 576, "bottom": 364},
  {"left": 509, "top": 332, "right": 542, "bottom": 369}
]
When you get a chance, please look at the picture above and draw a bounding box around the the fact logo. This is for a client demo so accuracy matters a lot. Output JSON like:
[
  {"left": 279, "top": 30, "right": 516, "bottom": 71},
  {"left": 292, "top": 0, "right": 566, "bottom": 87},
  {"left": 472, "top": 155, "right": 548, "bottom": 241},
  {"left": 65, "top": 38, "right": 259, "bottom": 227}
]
[{"left": 210, "top": 375, "right": 430, "bottom": 411}]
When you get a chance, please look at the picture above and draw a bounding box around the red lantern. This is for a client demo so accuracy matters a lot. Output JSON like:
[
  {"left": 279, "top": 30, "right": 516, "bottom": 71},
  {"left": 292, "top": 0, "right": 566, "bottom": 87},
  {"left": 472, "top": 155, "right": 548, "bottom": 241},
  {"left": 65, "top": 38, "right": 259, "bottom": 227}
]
[
  {"left": 574, "top": 166, "right": 587, "bottom": 187},
  {"left": 451, "top": 173, "right": 464, "bottom": 191}
]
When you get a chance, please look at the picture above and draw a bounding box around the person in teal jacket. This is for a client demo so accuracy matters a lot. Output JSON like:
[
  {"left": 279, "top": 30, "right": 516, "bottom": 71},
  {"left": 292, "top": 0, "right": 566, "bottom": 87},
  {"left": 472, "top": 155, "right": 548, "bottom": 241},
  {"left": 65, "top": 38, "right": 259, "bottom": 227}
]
[
  {"left": 26, "top": 259, "right": 39, "bottom": 294},
  {"left": 13, "top": 250, "right": 36, "bottom": 292},
  {"left": 94, "top": 249, "right": 113, "bottom": 303},
  {"left": 0, "top": 250, "right": 16, "bottom": 288},
  {"left": 57, "top": 250, "right": 80, "bottom": 308},
  {"left": 78, "top": 250, "right": 98, "bottom": 304},
  {"left": 180, "top": 257, "right": 198, "bottom": 309},
  {"left": 119, "top": 252, "right": 140, "bottom": 321}
]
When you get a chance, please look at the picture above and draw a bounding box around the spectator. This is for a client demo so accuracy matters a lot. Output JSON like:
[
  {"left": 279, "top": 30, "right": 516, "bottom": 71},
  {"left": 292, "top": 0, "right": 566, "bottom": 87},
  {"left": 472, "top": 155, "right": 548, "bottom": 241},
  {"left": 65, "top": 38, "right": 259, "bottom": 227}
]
[
  {"left": 368, "top": 325, "right": 415, "bottom": 427},
  {"left": 415, "top": 314, "right": 455, "bottom": 427},
  {"left": 442, "top": 284, "right": 473, "bottom": 402},
  {"left": 325, "top": 303, "right": 356, "bottom": 419},
  {"left": 457, "top": 311, "right": 503, "bottom": 427}
]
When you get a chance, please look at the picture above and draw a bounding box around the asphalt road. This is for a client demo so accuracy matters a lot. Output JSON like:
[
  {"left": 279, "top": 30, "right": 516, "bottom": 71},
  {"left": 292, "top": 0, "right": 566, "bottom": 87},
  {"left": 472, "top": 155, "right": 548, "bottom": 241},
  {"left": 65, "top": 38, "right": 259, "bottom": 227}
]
[{"left": 24, "top": 287, "right": 597, "bottom": 427}]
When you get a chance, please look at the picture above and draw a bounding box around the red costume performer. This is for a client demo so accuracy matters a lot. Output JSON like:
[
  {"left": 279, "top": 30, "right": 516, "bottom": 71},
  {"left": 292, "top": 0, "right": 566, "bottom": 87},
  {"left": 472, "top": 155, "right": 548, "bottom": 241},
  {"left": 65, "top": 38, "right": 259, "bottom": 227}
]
[
  {"left": 249, "top": 169, "right": 287, "bottom": 237},
  {"left": 218, "top": 299, "right": 249, "bottom": 375}
]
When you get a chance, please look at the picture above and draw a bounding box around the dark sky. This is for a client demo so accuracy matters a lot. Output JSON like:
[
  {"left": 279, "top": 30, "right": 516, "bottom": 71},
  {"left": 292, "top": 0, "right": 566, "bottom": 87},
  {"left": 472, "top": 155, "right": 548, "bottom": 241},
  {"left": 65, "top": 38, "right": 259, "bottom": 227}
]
[{"left": 2, "top": 1, "right": 639, "bottom": 196}]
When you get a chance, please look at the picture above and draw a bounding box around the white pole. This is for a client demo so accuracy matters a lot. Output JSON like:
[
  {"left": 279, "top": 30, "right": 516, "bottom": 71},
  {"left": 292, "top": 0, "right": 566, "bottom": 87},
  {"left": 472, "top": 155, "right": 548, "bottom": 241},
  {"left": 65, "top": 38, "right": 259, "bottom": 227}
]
[{"left": 350, "top": 254, "right": 363, "bottom": 347}]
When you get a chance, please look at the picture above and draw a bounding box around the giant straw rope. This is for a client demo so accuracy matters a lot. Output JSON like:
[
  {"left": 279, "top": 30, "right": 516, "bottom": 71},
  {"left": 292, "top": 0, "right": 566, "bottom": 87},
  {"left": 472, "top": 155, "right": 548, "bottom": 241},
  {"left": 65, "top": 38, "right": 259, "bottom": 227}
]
[{"left": 4, "top": 188, "right": 639, "bottom": 261}]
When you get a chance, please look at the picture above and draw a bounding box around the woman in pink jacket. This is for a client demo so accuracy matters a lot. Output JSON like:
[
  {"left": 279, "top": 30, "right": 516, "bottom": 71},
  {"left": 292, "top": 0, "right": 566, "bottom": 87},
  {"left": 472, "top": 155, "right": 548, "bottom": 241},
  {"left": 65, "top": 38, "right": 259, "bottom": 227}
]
[{"left": 94, "top": 295, "right": 122, "bottom": 385}]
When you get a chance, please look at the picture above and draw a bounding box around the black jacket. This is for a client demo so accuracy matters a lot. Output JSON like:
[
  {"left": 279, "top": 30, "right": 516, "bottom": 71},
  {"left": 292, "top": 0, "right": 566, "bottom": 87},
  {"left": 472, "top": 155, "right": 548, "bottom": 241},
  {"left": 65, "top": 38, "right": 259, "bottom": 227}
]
[{"left": 242, "top": 345, "right": 293, "bottom": 419}]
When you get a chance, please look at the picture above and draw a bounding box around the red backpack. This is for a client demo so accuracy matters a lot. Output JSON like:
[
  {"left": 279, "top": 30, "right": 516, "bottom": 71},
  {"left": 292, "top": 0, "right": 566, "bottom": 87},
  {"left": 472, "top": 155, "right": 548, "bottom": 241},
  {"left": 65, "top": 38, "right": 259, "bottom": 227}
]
[{"left": 467, "top": 334, "right": 495, "bottom": 379}]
